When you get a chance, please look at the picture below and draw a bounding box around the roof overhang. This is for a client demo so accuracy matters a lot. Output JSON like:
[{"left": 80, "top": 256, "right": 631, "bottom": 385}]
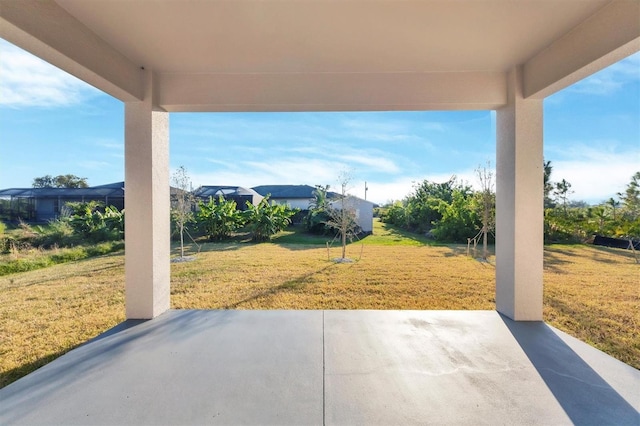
[{"left": 1, "top": 0, "right": 638, "bottom": 112}]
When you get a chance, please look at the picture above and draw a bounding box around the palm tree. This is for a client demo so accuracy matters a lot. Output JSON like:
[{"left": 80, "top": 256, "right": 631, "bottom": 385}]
[
  {"left": 607, "top": 197, "right": 620, "bottom": 220},
  {"left": 310, "top": 185, "right": 330, "bottom": 211}
]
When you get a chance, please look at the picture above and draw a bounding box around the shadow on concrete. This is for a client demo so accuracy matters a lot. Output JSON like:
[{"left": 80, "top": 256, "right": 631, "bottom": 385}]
[
  {"left": 500, "top": 315, "right": 639, "bottom": 425},
  {"left": 0, "top": 310, "right": 237, "bottom": 425}
]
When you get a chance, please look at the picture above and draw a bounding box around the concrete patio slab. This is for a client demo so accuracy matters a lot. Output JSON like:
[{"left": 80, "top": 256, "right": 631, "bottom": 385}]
[
  {"left": 324, "top": 310, "right": 639, "bottom": 425},
  {"left": 0, "top": 310, "right": 324, "bottom": 425},
  {"left": 1, "top": 310, "right": 638, "bottom": 425}
]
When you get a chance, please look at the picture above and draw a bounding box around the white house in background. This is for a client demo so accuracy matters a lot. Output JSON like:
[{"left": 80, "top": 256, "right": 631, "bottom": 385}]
[
  {"left": 253, "top": 185, "right": 375, "bottom": 233},
  {"left": 252, "top": 185, "right": 329, "bottom": 210},
  {"left": 329, "top": 195, "right": 376, "bottom": 234}
]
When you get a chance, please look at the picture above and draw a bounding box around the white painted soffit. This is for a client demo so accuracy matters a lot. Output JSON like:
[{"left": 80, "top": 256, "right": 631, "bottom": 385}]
[
  {"left": 0, "top": 0, "right": 638, "bottom": 111},
  {"left": 524, "top": 0, "right": 640, "bottom": 99},
  {"left": 0, "top": 0, "right": 143, "bottom": 102}
]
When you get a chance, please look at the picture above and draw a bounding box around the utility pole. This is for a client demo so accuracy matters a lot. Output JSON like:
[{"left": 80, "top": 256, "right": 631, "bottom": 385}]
[{"left": 364, "top": 181, "right": 369, "bottom": 200}]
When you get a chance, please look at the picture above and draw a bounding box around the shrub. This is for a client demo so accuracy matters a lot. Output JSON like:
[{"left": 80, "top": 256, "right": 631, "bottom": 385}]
[
  {"left": 0, "top": 241, "right": 124, "bottom": 276},
  {"left": 244, "top": 197, "right": 298, "bottom": 242},
  {"left": 66, "top": 202, "right": 124, "bottom": 243},
  {"left": 50, "top": 247, "right": 87, "bottom": 263},
  {"left": 196, "top": 196, "right": 245, "bottom": 241},
  {"left": 33, "top": 219, "right": 77, "bottom": 248},
  {"left": 0, "top": 257, "right": 54, "bottom": 275},
  {"left": 305, "top": 209, "right": 331, "bottom": 235}
]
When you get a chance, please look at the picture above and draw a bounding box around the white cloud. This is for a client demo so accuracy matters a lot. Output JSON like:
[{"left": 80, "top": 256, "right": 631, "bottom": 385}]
[
  {"left": 94, "top": 139, "right": 123, "bottom": 150},
  {"left": 349, "top": 178, "right": 417, "bottom": 204},
  {"left": 550, "top": 151, "right": 639, "bottom": 204},
  {"left": 0, "top": 39, "right": 99, "bottom": 108},
  {"left": 337, "top": 154, "right": 399, "bottom": 174},
  {"left": 187, "top": 157, "right": 346, "bottom": 191}
]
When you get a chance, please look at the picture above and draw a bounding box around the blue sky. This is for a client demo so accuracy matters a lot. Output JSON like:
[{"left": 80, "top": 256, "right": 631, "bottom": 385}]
[{"left": 1, "top": 38, "right": 638, "bottom": 205}]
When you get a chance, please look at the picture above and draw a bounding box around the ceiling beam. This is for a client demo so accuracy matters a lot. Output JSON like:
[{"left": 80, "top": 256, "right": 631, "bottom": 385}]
[
  {"left": 0, "top": 0, "right": 143, "bottom": 102},
  {"left": 158, "top": 71, "right": 506, "bottom": 112},
  {"left": 523, "top": 0, "right": 640, "bottom": 99}
]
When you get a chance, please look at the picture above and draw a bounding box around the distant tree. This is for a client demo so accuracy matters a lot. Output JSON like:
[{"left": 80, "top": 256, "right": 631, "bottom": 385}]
[
  {"left": 431, "top": 186, "right": 478, "bottom": 243},
  {"left": 32, "top": 175, "right": 55, "bottom": 188},
  {"left": 607, "top": 197, "right": 620, "bottom": 221},
  {"left": 619, "top": 171, "right": 640, "bottom": 219},
  {"left": 405, "top": 177, "right": 458, "bottom": 233},
  {"left": 55, "top": 174, "right": 89, "bottom": 188},
  {"left": 543, "top": 160, "right": 554, "bottom": 208},
  {"left": 553, "top": 179, "right": 573, "bottom": 215},
  {"left": 32, "top": 174, "right": 88, "bottom": 188},
  {"left": 171, "top": 166, "right": 194, "bottom": 258}
]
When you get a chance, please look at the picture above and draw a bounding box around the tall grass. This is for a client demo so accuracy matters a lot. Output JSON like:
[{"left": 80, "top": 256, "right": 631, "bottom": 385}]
[{"left": 0, "top": 241, "right": 124, "bottom": 276}]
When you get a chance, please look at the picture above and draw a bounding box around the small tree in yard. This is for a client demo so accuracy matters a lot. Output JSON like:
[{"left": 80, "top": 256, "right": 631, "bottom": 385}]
[
  {"left": 171, "top": 166, "right": 194, "bottom": 259},
  {"left": 326, "top": 173, "right": 359, "bottom": 261},
  {"left": 475, "top": 162, "right": 495, "bottom": 261}
]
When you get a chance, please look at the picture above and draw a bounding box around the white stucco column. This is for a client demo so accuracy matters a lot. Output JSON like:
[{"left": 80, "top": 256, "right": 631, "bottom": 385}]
[
  {"left": 495, "top": 66, "right": 544, "bottom": 321},
  {"left": 124, "top": 70, "right": 170, "bottom": 319}
]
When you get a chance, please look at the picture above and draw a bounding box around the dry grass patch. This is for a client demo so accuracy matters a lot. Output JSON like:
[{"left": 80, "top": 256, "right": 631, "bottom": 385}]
[
  {"left": 543, "top": 244, "right": 639, "bottom": 369},
  {"left": 0, "top": 253, "right": 125, "bottom": 388},
  {"left": 171, "top": 244, "right": 495, "bottom": 310}
]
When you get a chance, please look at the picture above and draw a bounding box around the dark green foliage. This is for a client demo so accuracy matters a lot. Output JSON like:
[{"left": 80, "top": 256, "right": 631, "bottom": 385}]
[
  {"left": 306, "top": 209, "right": 331, "bottom": 234},
  {"left": 305, "top": 185, "right": 332, "bottom": 234},
  {"left": 32, "top": 174, "right": 88, "bottom": 188},
  {"left": 66, "top": 202, "right": 124, "bottom": 243},
  {"left": 244, "top": 196, "right": 298, "bottom": 242},
  {"left": 619, "top": 171, "right": 640, "bottom": 220},
  {"left": 543, "top": 172, "right": 640, "bottom": 242},
  {"left": 380, "top": 177, "right": 481, "bottom": 242},
  {"left": 381, "top": 171, "right": 640, "bottom": 244},
  {"left": 32, "top": 219, "right": 76, "bottom": 247},
  {"left": 430, "top": 188, "right": 479, "bottom": 243},
  {"left": 0, "top": 241, "right": 124, "bottom": 276},
  {"left": 196, "top": 196, "right": 245, "bottom": 241}
]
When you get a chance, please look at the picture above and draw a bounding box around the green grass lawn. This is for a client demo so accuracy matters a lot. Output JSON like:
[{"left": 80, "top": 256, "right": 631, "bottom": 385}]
[{"left": 1, "top": 219, "right": 638, "bottom": 389}]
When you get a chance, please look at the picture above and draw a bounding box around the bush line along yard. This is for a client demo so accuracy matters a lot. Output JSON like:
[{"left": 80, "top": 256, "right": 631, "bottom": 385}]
[{"left": 0, "top": 220, "right": 638, "bottom": 389}]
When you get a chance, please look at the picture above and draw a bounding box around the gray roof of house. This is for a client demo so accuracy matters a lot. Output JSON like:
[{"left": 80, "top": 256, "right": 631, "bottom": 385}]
[
  {"left": 193, "top": 186, "right": 262, "bottom": 199},
  {"left": 252, "top": 185, "right": 340, "bottom": 199},
  {"left": 0, "top": 182, "right": 124, "bottom": 198}
]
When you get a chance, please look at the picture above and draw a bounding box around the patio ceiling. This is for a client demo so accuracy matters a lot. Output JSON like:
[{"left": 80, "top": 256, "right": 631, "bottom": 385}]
[{"left": 1, "top": 0, "right": 638, "bottom": 111}]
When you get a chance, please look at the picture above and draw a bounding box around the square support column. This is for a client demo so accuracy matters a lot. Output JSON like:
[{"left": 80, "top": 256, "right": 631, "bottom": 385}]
[
  {"left": 496, "top": 66, "right": 544, "bottom": 321},
  {"left": 124, "top": 71, "right": 170, "bottom": 319}
]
